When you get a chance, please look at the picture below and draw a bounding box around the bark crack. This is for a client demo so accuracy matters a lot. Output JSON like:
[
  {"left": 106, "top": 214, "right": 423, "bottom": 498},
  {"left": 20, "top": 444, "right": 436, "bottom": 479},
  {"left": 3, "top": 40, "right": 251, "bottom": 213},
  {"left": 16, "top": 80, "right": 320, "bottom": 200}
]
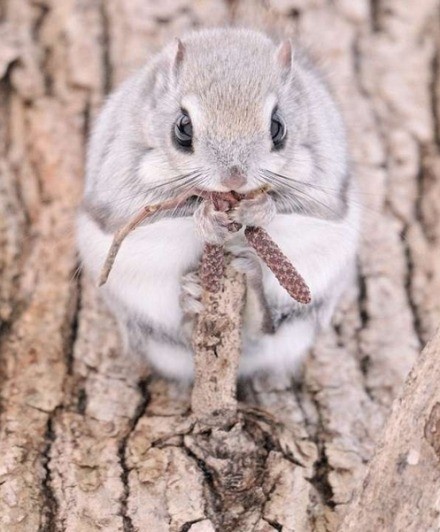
[
  {"left": 181, "top": 444, "right": 217, "bottom": 520},
  {"left": 370, "top": 0, "right": 381, "bottom": 33},
  {"left": 32, "top": 3, "right": 52, "bottom": 97},
  {"left": 39, "top": 411, "right": 60, "bottom": 532},
  {"left": 430, "top": 48, "right": 440, "bottom": 149},
  {"left": 402, "top": 224, "right": 425, "bottom": 348},
  {"left": 65, "top": 272, "right": 81, "bottom": 377},
  {"left": 262, "top": 517, "right": 282, "bottom": 531},
  {"left": 179, "top": 519, "right": 205, "bottom": 532},
  {"left": 100, "top": 0, "right": 112, "bottom": 94},
  {"left": 304, "top": 385, "right": 337, "bottom": 510},
  {"left": 118, "top": 377, "right": 150, "bottom": 531}
]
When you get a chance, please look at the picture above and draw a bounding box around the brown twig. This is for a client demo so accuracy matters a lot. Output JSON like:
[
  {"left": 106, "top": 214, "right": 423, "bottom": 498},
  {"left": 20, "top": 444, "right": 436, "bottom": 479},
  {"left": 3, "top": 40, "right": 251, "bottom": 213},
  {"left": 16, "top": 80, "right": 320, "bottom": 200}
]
[
  {"left": 98, "top": 190, "right": 195, "bottom": 286},
  {"left": 191, "top": 255, "right": 246, "bottom": 426}
]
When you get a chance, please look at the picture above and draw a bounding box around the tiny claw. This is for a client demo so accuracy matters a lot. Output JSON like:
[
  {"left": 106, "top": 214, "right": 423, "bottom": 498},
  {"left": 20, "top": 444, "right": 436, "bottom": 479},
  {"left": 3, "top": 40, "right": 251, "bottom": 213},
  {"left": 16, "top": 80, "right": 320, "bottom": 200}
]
[
  {"left": 230, "top": 193, "right": 276, "bottom": 227},
  {"left": 194, "top": 201, "right": 231, "bottom": 245}
]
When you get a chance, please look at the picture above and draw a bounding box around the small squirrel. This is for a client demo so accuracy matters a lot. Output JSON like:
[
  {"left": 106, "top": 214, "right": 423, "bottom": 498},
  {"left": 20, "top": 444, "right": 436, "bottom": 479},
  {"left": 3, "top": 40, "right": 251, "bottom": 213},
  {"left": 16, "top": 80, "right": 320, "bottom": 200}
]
[{"left": 77, "top": 28, "right": 360, "bottom": 379}]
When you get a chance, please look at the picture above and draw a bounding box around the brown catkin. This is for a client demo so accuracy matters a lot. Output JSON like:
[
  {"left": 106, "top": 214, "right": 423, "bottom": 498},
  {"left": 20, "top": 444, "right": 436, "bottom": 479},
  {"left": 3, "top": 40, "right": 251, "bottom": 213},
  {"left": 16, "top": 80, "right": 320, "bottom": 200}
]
[
  {"left": 199, "top": 243, "right": 225, "bottom": 293},
  {"left": 245, "top": 226, "right": 311, "bottom": 304}
]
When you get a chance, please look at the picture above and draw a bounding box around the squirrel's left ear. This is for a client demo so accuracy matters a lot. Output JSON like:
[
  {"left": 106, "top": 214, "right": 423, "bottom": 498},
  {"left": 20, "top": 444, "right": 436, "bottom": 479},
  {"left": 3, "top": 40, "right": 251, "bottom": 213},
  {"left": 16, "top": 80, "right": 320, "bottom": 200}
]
[{"left": 275, "top": 39, "right": 294, "bottom": 73}]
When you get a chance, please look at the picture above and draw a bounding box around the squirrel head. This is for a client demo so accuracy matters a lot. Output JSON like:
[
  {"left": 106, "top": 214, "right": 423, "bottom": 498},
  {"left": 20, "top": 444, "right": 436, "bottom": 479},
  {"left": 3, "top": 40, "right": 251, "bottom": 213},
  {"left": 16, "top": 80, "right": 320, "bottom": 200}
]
[{"left": 142, "top": 28, "right": 307, "bottom": 194}]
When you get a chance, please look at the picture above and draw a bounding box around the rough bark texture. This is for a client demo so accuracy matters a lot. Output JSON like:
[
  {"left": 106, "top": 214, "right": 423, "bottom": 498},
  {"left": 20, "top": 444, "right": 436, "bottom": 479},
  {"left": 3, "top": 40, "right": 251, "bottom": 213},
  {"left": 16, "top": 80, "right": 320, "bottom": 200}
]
[
  {"left": 0, "top": 0, "right": 440, "bottom": 530},
  {"left": 191, "top": 257, "right": 245, "bottom": 426},
  {"left": 342, "top": 326, "right": 440, "bottom": 531}
]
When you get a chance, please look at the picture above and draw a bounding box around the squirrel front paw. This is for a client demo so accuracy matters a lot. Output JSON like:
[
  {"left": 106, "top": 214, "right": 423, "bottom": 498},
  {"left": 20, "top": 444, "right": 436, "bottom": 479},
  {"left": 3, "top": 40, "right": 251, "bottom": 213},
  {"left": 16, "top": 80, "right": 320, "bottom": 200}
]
[
  {"left": 227, "top": 241, "right": 263, "bottom": 286},
  {"left": 230, "top": 193, "right": 276, "bottom": 227},
  {"left": 227, "top": 240, "right": 274, "bottom": 337},
  {"left": 194, "top": 201, "right": 231, "bottom": 245},
  {"left": 180, "top": 270, "right": 203, "bottom": 342}
]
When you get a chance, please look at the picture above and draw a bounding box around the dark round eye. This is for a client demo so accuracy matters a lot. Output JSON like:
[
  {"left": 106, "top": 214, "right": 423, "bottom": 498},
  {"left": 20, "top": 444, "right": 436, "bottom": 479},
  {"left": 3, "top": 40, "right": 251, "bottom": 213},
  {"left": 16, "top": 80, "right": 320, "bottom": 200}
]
[
  {"left": 271, "top": 109, "right": 286, "bottom": 150},
  {"left": 173, "top": 111, "right": 193, "bottom": 151}
]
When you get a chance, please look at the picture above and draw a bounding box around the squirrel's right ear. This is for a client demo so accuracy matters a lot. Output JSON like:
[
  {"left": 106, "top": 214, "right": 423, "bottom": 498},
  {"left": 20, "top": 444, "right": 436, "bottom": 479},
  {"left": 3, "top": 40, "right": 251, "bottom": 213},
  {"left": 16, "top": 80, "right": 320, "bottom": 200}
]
[
  {"left": 275, "top": 39, "right": 294, "bottom": 75},
  {"left": 171, "top": 38, "right": 185, "bottom": 78},
  {"left": 153, "top": 39, "right": 185, "bottom": 97}
]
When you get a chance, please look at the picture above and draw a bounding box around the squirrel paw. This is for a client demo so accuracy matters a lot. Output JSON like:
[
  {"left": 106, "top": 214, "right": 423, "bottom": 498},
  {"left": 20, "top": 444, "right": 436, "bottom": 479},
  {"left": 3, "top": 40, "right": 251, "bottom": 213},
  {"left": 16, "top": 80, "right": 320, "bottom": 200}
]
[
  {"left": 230, "top": 193, "right": 276, "bottom": 227},
  {"left": 180, "top": 270, "right": 203, "bottom": 342},
  {"left": 227, "top": 241, "right": 263, "bottom": 285},
  {"left": 180, "top": 271, "right": 203, "bottom": 315},
  {"left": 194, "top": 201, "right": 231, "bottom": 245}
]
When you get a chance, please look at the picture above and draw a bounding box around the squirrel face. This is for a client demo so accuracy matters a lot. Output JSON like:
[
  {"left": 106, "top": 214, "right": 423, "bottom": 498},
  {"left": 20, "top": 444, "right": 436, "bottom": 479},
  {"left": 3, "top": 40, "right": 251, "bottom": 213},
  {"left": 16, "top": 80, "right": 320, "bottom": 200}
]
[
  {"left": 85, "top": 28, "right": 349, "bottom": 229},
  {"left": 141, "top": 28, "right": 305, "bottom": 195}
]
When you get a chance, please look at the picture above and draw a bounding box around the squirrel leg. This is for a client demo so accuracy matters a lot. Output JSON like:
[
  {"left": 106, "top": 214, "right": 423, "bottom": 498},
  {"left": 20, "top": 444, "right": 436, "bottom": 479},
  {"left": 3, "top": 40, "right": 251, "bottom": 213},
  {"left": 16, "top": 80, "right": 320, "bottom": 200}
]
[{"left": 228, "top": 241, "right": 274, "bottom": 337}]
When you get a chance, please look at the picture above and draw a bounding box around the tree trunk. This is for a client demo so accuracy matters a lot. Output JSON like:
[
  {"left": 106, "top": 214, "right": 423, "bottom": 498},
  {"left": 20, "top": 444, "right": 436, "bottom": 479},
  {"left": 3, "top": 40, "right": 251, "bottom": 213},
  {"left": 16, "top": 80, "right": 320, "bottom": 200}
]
[
  {"left": 0, "top": 1, "right": 439, "bottom": 531},
  {"left": 341, "top": 325, "right": 440, "bottom": 531}
]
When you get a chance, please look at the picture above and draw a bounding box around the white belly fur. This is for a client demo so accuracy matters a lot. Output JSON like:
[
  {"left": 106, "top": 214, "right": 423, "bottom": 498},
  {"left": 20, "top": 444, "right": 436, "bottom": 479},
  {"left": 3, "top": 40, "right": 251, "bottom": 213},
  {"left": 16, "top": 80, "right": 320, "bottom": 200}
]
[{"left": 77, "top": 202, "right": 359, "bottom": 378}]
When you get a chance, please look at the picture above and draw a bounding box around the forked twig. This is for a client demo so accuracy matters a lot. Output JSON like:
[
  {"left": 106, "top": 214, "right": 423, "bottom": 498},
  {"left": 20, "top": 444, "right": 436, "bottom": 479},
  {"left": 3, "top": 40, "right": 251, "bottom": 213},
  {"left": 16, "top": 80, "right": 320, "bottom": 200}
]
[
  {"left": 98, "top": 190, "right": 195, "bottom": 286},
  {"left": 98, "top": 187, "right": 311, "bottom": 305}
]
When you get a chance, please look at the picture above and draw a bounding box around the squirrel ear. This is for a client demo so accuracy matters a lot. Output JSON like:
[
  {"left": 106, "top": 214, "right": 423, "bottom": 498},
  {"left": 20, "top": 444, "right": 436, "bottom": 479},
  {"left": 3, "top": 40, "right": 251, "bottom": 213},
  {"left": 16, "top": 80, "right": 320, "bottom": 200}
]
[
  {"left": 275, "top": 39, "right": 293, "bottom": 72},
  {"left": 172, "top": 38, "right": 185, "bottom": 76}
]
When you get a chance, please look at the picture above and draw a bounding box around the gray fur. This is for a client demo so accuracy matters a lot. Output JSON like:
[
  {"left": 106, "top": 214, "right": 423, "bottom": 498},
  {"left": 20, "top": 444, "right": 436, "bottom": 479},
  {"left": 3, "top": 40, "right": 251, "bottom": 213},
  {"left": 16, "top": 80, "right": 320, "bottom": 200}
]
[
  {"left": 82, "top": 28, "right": 349, "bottom": 224},
  {"left": 77, "top": 27, "right": 360, "bottom": 379}
]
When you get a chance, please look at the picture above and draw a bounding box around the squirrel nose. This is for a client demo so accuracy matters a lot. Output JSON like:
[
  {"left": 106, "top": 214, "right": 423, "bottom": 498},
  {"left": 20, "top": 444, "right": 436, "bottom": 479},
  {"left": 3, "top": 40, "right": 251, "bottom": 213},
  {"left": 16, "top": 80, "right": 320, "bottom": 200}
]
[{"left": 221, "top": 166, "right": 247, "bottom": 190}]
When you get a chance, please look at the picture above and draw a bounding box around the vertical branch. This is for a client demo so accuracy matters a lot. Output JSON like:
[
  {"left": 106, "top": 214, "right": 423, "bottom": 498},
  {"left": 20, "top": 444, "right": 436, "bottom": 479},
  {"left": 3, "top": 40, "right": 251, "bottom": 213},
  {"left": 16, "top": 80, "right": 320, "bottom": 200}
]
[{"left": 191, "top": 254, "right": 246, "bottom": 426}]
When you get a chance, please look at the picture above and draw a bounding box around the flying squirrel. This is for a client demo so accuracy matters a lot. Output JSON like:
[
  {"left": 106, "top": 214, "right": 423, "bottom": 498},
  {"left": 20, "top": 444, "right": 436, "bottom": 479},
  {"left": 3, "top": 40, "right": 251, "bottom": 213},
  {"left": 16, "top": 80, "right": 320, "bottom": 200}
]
[{"left": 77, "top": 28, "right": 360, "bottom": 379}]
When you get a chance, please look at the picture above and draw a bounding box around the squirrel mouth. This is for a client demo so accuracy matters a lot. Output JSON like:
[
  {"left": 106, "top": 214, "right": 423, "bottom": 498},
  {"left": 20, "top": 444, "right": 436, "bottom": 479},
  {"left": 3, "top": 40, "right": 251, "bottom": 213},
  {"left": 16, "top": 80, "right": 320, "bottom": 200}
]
[{"left": 161, "top": 186, "right": 271, "bottom": 219}]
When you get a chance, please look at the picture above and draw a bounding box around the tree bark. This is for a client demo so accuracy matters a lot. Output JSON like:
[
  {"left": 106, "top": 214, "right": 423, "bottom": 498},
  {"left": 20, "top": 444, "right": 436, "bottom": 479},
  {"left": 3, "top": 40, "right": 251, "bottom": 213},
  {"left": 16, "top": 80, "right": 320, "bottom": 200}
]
[
  {"left": 0, "top": 0, "right": 439, "bottom": 531},
  {"left": 342, "top": 326, "right": 440, "bottom": 531}
]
